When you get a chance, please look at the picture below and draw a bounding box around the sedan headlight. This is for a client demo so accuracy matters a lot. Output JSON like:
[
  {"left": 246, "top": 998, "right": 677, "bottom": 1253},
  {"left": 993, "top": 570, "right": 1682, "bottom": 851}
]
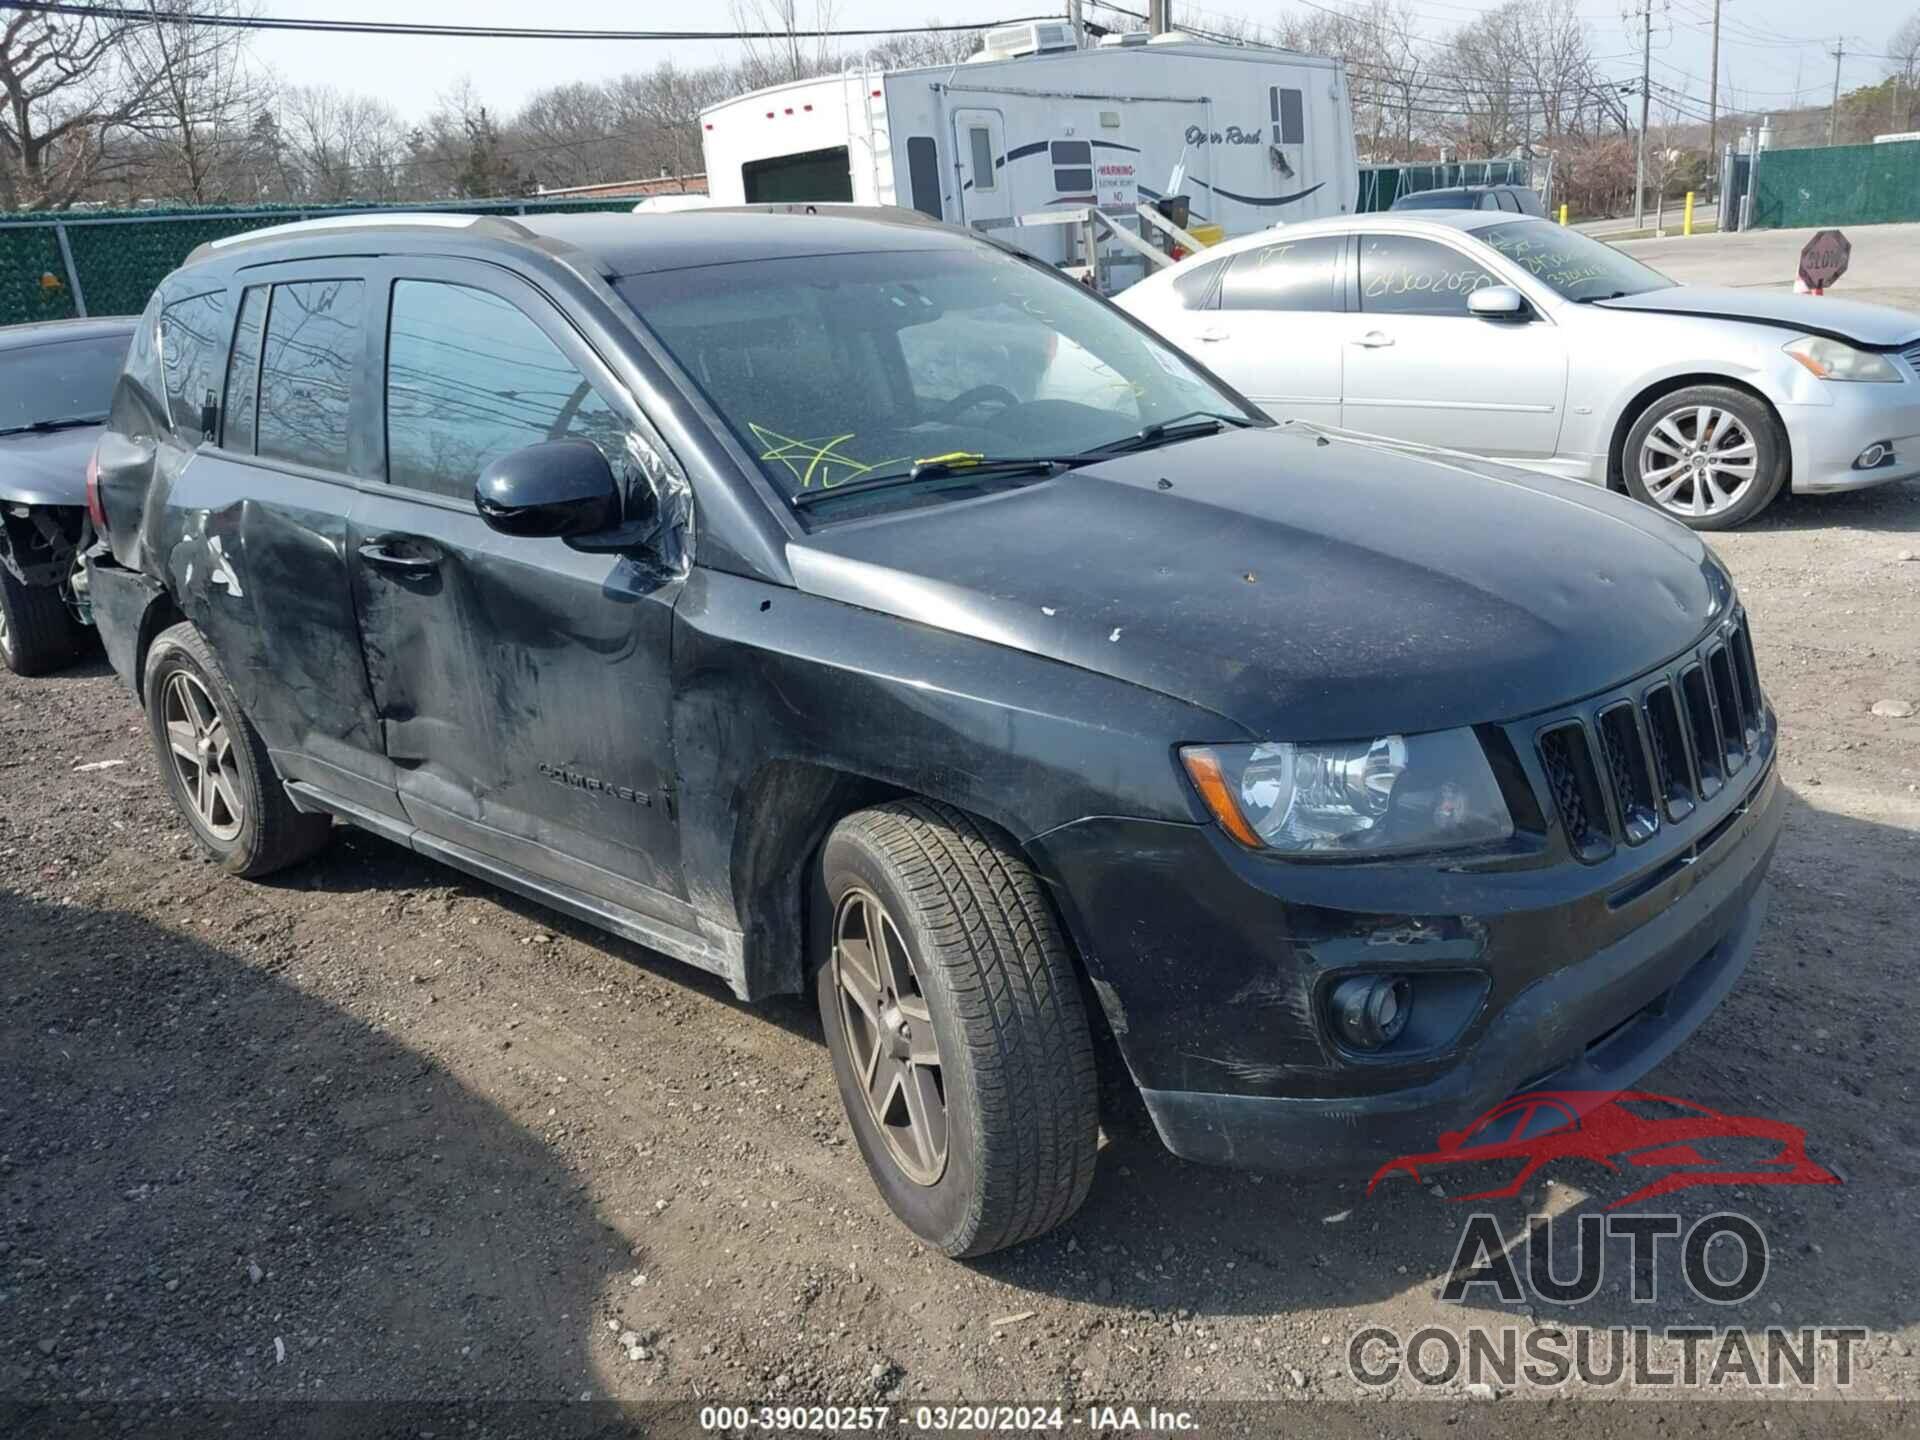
[
  {"left": 1181, "top": 730, "right": 1514, "bottom": 857},
  {"left": 1784, "top": 335, "right": 1902, "bottom": 383}
]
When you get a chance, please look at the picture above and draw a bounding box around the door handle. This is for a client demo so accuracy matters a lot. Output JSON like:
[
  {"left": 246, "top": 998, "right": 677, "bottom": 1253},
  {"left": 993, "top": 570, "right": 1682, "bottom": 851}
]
[
  {"left": 357, "top": 539, "right": 440, "bottom": 576},
  {"left": 1196, "top": 327, "right": 1230, "bottom": 342},
  {"left": 1351, "top": 331, "right": 1395, "bottom": 348}
]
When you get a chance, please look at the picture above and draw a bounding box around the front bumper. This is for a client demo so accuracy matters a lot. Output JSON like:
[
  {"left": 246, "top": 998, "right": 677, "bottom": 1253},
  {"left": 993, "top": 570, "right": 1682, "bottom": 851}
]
[
  {"left": 1784, "top": 382, "right": 1920, "bottom": 494},
  {"left": 1031, "top": 610, "right": 1786, "bottom": 1176}
]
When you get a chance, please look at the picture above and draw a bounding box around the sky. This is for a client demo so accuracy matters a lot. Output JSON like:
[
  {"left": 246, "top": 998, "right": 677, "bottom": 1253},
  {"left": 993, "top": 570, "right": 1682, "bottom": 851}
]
[{"left": 243, "top": 0, "right": 1920, "bottom": 128}]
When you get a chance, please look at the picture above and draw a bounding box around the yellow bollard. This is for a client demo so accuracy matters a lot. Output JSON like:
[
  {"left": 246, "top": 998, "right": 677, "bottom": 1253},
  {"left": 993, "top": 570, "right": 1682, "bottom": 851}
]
[
  {"left": 1683, "top": 191, "right": 1695, "bottom": 236},
  {"left": 1558, "top": 202, "right": 1569, "bottom": 225}
]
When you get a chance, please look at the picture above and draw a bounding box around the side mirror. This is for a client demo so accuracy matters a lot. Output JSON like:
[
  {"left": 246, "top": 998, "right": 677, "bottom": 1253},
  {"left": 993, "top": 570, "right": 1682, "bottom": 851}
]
[
  {"left": 474, "top": 440, "right": 620, "bottom": 539},
  {"left": 1467, "top": 285, "right": 1528, "bottom": 319}
]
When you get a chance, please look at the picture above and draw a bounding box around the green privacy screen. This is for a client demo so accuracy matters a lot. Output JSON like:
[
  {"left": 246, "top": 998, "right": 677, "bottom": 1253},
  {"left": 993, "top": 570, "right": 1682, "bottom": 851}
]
[
  {"left": 0, "top": 198, "right": 643, "bottom": 327},
  {"left": 1749, "top": 140, "right": 1920, "bottom": 230}
]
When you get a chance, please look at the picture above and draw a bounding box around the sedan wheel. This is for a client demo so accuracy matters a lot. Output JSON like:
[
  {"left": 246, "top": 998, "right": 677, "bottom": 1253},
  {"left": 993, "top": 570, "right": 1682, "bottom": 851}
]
[
  {"left": 1622, "top": 384, "right": 1788, "bottom": 531},
  {"left": 1638, "top": 405, "right": 1757, "bottom": 520}
]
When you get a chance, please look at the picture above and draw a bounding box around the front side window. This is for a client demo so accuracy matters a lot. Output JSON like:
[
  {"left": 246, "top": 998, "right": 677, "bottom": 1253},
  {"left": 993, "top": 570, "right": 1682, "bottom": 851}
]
[
  {"left": 257, "top": 279, "right": 365, "bottom": 473},
  {"left": 385, "top": 281, "right": 626, "bottom": 501},
  {"left": 618, "top": 246, "right": 1242, "bottom": 509},
  {"left": 1475, "top": 220, "right": 1676, "bottom": 302},
  {"left": 1218, "top": 235, "right": 1345, "bottom": 313},
  {"left": 0, "top": 333, "right": 129, "bottom": 436},
  {"left": 1358, "top": 235, "right": 1496, "bottom": 317},
  {"left": 158, "top": 289, "right": 228, "bottom": 443}
]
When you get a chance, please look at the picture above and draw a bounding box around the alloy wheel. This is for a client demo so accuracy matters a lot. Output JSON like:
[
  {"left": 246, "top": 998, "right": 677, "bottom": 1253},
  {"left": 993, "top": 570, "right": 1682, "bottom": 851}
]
[
  {"left": 162, "top": 670, "right": 244, "bottom": 841},
  {"left": 1638, "top": 405, "right": 1758, "bottom": 519},
  {"left": 832, "top": 886, "right": 948, "bottom": 1185},
  {"left": 0, "top": 602, "right": 10, "bottom": 660}
]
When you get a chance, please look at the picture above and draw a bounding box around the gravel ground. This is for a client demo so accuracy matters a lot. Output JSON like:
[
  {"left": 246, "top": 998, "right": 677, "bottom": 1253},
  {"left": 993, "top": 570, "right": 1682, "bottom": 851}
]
[{"left": 4, "top": 479, "right": 1919, "bottom": 1422}]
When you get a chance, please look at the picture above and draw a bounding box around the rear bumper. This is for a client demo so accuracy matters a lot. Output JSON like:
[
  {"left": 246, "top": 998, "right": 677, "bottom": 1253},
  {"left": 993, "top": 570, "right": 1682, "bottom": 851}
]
[{"left": 84, "top": 548, "right": 164, "bottom": 700}]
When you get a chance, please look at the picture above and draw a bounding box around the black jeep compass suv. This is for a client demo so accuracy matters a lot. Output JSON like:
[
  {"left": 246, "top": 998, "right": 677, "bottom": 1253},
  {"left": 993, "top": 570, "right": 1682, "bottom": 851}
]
[{"left": 85, "top": 209, "right": 1782, "bottom": 1256}]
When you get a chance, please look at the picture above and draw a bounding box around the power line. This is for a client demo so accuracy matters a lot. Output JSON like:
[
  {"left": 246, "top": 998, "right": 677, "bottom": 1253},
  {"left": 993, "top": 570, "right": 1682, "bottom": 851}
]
[{"left": 0, "top": 1, "right": 1041, "bottom": 41}]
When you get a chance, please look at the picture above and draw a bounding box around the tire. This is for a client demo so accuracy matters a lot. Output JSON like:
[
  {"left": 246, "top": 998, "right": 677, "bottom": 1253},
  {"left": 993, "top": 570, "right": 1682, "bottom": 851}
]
[
  {"left": 814, "top": 800, "right": 1099, "bottom": 1257},
  {"left": 142, "top": 621, "right": 331, "bottom": 877},
  {"left": 1621, "top": 384, "right": 1788, "bottom": 530},
  {"left": 0, "top": 566, "right": 83, "bottom": 676}
]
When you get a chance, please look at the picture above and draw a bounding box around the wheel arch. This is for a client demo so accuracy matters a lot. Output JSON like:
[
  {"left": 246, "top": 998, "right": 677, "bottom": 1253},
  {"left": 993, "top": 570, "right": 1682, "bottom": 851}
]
[
  {"left": 1604, "top": 372, "right": 1791, "bottom": 493},
  {"left": 131, "top": 587, "right": 190, "bottom": 705}
]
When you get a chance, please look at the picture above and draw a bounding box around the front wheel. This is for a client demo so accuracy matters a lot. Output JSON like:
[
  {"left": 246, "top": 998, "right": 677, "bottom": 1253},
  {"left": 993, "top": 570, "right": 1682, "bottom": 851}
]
[
  {"left": 815, "top": 800, "right": 1099, "bottom": 1257},
  {"left": 1621, "top": 385, "right": 1788, "bottom": 530},
  {"left": 0, "top": 567, "right": 84, "bottom": 676}
]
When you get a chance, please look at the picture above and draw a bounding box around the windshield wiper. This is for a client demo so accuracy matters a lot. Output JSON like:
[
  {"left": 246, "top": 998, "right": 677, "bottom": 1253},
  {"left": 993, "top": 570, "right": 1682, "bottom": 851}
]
[
  {"left": 0, "top": 415, "right": 107, "bottom": 437},
  {"left": 1574, "top": 290, "right": 1633, "bottom": 304},
  {"left": 1078, "top": 410, "right": 1259, "bottom": 459},
  {"left": 790, "top": 452, "right": 1075, "bottom": 510}
]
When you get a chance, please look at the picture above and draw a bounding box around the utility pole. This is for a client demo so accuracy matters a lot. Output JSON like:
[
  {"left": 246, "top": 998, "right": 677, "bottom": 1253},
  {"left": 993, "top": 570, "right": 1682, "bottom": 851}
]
[
  {"left": 1707, "top": 0, "right": 1721, "bottom": 196},
  {"left": 1067, "top": 0, "right": 1085, "bottom": 46},
  {"left": 1827, "top": 37, "right": 1844, "bottom": 145},
  {"left": 1634, "top": 0, "right": 1651, "bottom": 229},
  {"left": 1148, "top": 0, "right": 1170, "bottom": 34}
]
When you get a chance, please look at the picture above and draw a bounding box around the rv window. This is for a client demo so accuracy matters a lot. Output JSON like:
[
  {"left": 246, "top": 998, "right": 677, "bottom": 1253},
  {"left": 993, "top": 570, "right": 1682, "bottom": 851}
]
[
  {"left": 1271, "top": 87, "right": 1305, "bottom": 146},
  {"left": 742, "top": 146, "right": 853, "bottom": 204},
  {"left": 906, "top": 136, "right": 943, "bottom": 219},
  {"left": 968, "top": 127, "right": 997, "bottom": 192},
  {"left": 1051, "top": 139, "right": 1094, "bottom": 197}
]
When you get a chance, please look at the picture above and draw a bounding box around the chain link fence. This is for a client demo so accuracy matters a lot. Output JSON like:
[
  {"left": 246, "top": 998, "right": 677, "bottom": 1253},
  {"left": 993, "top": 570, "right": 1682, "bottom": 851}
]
[
  {"left": 1744, "top": 139, "right": 1920, "bottom": 231},
  {"left": 0, "top": 197, "right": 652, "bottom": 327}
]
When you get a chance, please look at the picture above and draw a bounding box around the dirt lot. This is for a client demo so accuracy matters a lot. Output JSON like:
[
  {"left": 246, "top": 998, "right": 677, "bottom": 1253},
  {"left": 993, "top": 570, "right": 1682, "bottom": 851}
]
[{"left": 4, "top": 476, "right": 1919, "bottom": 1422}]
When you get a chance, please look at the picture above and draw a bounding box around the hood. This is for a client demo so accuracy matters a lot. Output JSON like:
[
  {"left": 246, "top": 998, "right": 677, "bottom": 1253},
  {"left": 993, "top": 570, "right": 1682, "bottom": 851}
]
[
  {"left": 786, "top": 428, "right": 1732, "bottom": 740},
  {"left": 0, "top": 423, "right": 101, "bottom": 507},
  {"left": 1597, "top": 286, "right": 1920, "bottom": 348}
]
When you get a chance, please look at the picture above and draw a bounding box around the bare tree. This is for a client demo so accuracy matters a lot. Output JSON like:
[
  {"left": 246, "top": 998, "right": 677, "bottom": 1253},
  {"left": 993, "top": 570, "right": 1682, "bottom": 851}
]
[
  {"left": 0, "top": 5, "right": 164, "bottom": 209},
  {"left": 1891, "top": 13, "right": 1920, "bottom": 90},
  {"left": 732, "top": 0, "right": 840, "bottom": 90},
  {"left": 278, "top": 84, "right": 407, "bottom": 202},
  {"left": 116, "top": 0, "right": 263, "bottom": 203}
]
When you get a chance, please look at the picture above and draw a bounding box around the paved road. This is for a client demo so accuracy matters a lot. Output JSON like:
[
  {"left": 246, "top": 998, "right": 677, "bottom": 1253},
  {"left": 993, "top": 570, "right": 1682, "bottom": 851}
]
[{"left": 1615, "top": 220, "right": 1920, "bottom": 311}]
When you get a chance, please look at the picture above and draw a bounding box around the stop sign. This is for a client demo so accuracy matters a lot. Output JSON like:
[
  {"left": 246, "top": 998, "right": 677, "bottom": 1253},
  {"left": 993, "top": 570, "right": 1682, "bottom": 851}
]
[{"left": 1798, "top": 229, "right": 1851, "bottom": 290}]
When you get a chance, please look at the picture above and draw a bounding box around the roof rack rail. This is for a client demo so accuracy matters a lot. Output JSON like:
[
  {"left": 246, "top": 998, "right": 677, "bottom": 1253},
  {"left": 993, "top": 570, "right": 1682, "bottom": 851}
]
[{"left": 186, "top": 211, "right": 534, "bottom": 264}]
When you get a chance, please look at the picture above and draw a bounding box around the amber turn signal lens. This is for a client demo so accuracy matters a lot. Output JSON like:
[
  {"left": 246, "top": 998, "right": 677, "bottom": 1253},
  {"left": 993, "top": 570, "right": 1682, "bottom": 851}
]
[{"left": 1180, "top": 746, "right": 1263, "bottom": 849}]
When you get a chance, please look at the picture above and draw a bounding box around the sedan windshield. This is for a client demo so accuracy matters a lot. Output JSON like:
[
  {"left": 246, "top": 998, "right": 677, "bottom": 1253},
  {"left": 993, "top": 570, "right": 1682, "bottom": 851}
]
[
  {"left": 617, "top": 246, "right": 1252, "bottom": 509},
  {"left": 1474, "top": 220, "right": 1676, "bottom": 302},
  {"left": 0, "top": 334, "right": 128, "bottom": 435}
]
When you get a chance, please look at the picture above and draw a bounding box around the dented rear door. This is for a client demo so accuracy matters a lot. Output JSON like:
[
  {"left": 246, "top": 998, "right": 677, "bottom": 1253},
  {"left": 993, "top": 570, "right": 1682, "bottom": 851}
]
[{"left": 351, "top": 259, "right": 689, "bottom": 917}]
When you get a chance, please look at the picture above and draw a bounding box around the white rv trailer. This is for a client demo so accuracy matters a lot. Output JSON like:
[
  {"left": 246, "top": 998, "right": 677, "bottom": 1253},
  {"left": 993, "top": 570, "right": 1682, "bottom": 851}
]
[{"left": 698, "top": 24, "right": 1358, "bottom": 271}]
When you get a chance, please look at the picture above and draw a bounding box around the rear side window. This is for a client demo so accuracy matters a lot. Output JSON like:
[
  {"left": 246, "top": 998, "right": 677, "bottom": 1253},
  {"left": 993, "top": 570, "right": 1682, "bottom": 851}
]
[
  {"left": 1170, "top": 256, "right": 1227, "bottom": 309},
  {"left": 1496, "top": 191, "right": 1521, "bottom": 213},
  {"left": 385, "top": 280, "right": 626, "bottom": 501},
  {"left": 257, "top": 279, "right": 365, "bottom": 473},
  {"left": 158, "top": 289, "right": 228, "bottom": 444},
  {"left": 1218, "top": 235, "right": 1345, "bottom": 313},
  {"left": 1359, "top": 235, "right": 1496, "bottom": 317},
  {"left": 221, "top": 286, "right": 268, "bottom": 454}
]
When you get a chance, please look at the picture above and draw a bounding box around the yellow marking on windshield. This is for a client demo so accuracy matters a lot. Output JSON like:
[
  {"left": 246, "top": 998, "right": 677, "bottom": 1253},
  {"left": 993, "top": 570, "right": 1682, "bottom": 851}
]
[{"left": 748, "top": 422, "right": 898, "bottom": 489}]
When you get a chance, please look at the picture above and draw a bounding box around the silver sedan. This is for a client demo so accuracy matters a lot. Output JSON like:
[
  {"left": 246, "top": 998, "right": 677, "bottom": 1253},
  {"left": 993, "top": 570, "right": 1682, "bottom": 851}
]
[{"left": 1117, "top": 212, "right": 1920, "bottom": 529}]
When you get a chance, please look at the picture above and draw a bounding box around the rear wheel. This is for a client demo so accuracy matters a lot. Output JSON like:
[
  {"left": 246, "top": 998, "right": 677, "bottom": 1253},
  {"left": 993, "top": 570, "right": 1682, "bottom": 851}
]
[
  {"left": 143, "top": 622, "right": 331, "bottom": 877},
  {"left": 1622, "top": 385, "right": 1787, "bottom": 530},
  {"left": 0, "top": 567, "right": 83, "bottom": 676},
  {"left": 815, "top": 800, "right": 1099, "bottom": 1257}
]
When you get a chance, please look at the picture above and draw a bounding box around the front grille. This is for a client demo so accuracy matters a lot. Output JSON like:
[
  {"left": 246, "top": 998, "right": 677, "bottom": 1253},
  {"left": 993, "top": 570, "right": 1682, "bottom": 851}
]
[
  {"left": 1529, "top": 610, "right": 1767, "bottom": 862},
  {"left": 1597, "top": 702, "right": 1659, "bottom": 844}
]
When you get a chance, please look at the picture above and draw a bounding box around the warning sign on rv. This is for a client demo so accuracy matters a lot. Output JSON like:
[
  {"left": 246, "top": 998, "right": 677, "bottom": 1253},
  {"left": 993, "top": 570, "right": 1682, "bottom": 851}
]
[{"left": 1097, "top": 160, "right": 1138, "bottom": 208}]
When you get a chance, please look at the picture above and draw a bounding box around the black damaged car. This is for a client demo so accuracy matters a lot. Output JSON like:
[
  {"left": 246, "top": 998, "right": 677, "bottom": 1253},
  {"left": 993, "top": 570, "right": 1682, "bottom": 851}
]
[{"left": 85, "top": 210, "right": 1783, "bottom": 1256}]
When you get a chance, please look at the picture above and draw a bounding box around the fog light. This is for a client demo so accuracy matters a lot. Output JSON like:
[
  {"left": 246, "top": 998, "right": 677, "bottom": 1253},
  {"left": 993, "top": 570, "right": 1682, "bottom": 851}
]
[
  {"left": 1854, "top": 442, "right": 1893, "bottom": 469},
  {"left": 1329, "top": 975, "right": 1412, "bottom": 1051}
]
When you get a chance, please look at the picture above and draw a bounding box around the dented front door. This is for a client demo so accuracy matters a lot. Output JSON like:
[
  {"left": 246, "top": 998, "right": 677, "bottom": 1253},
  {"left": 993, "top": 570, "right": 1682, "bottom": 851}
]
[{"left": 349, "top": 261, "right": 688, "bottom": 915}]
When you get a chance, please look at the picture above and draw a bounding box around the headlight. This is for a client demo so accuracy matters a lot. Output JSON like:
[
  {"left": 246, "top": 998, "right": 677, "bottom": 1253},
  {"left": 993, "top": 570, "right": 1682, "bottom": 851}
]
[
  {"left": 1181, "top": 729, "right": 1514, "bottom": 857},
  {"left": 1784, "top": 335, "right": 1902, "bottom": 383}
]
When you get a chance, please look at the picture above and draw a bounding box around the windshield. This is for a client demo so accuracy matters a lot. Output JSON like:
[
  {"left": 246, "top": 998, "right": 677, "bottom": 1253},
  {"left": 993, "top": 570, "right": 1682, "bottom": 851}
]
[
  {"left": 617, "top": 246, "right": 1250, "bottom": 508},
  {"left": 0, "top": 334, "right": 128, "bottom": 434},
  {"left": 1475, "top": 220, "right": 1676, "bottom": 302}
]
